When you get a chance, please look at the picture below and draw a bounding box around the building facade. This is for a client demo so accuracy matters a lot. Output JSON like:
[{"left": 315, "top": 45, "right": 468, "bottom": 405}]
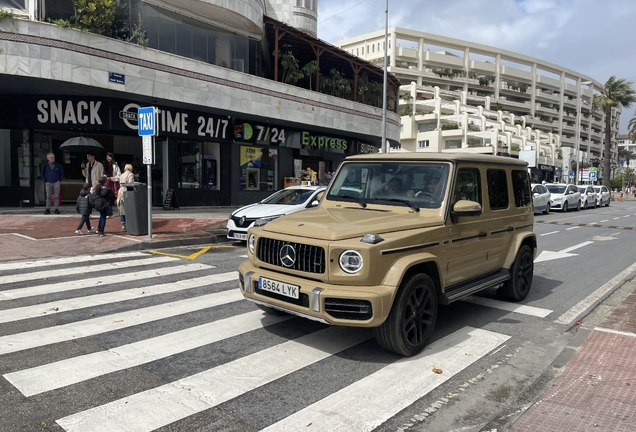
[
  {"left": 0, "top": 0, "right": 400, "bottom": 207},
  {"left": 335, "top": 27, "right": 623, "bottom": 176}
]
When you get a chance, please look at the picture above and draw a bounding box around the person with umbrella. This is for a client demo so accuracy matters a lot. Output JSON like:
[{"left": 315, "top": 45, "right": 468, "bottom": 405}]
[
  {"left": 41, "top": 152, "right": 65, "bottom": 214},
  {"left": 81, "top": 151, "right": 104, "bottom": 189}
]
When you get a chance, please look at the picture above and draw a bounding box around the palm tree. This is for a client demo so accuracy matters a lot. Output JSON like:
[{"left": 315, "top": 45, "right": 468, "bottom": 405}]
[
  {"left": 629, "top": 112, "right": 636, "bottom": 142},
  {"left": 592, "top": 76, "right": 636, "bottom": 188}
]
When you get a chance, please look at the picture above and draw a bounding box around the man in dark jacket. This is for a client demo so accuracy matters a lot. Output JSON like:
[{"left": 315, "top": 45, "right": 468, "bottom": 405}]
[{"left": 41, "top": 152, "right": 65, "bottom": 214}]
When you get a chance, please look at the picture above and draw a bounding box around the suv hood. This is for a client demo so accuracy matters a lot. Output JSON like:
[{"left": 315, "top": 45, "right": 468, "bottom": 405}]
[{"left": 261, "top": 207, "right": 443, "bottom": 241}]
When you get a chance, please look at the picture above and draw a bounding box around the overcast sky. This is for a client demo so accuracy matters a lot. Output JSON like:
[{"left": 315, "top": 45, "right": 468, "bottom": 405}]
[{"left": 317, "top": 0, "right": 636, "bottom": 134}]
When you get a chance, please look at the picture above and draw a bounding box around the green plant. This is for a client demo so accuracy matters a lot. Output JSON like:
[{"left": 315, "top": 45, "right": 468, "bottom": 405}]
[
  {"left": 511, "top": 144, "right": 520, "bottom": 151},
  {"left": 514, "top": 119, "right": 524, "bottom": 125},
  {"left": 357, "top": 72, "right": 369, "bottom": 103},
  {"left": 441, "top": 122, "right": 459, "bottom": 130},
  {"left": 75, "top": 0, "right": 117, "bottom": 35},
  {"left": 399, "top": 106, "right": 413, "bottom": 116},
  {"left": 276, "top": 44, "right": 304, "bottom": 85},
  {"left": 479, "top": 77, "right": 491, "bottom": 87},
  {"left": 301, "top": 60, "right": 319, "bottom": 90},
  {"left": 467, "top": 122, "right": 481, "bottom": 132},
  {"left": 0, "top": 9, "right": 14, "bottom": 20},
  {"left": 492, "top": 102, "right": 503, "bottom": 111},
  {"left": 468, "top": 71, "right": 478, "bottom": 79}
]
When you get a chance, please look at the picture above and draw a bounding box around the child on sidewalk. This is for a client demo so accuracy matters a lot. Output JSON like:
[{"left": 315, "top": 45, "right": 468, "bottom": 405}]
[{"left": 75, "top": 183, "right": 94, "bottom": 235}]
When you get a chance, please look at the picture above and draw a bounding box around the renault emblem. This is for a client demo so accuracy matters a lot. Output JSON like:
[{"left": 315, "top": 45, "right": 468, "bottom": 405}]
[
  {"left": 239, "top": 216, "right": 246, "bottom": 226},
  {"left": 279, "top": 244, "right": 296, "bottom": 267}
]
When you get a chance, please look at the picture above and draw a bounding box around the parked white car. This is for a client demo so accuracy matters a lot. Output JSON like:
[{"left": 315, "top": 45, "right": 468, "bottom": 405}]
[
  {"left": 546, "top": 183, "right": 581, "bottom": 212},
  {"left": 577, "top": 185, "right": 598, "bottom": 209},
  {"left": 227, "top": 186, "right": 326, "bottom": 241},
  {"left": 531, "top": 183, "right": 551, "bottom": 214},
  {"left": 594, "top": 185, "right": 611, "bottom": 207}
]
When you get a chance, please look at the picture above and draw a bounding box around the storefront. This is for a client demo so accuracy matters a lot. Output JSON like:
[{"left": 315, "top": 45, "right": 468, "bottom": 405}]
[
  {"left": 530, "top": 164, "right": 556, "bottom": 184},
  {"left": 0, "top": 96, "right": 380, "bottom": 207}
]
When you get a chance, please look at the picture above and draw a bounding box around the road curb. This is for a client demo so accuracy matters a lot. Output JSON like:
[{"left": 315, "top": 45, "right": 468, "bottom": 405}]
[{"left": 103, "top": 233, "right": 234, "bottom": 253}]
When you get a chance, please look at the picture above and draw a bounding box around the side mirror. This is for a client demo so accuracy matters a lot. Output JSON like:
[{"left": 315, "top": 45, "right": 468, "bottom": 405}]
[
  {"left": 309, "top": 200, "right": 320, "bottom": 207},
  {"left": 533, "top": 193, "right": 540, "bottom": 197},
  {"left": 451, "top": 200, "right": 482, "bottom": 223}
]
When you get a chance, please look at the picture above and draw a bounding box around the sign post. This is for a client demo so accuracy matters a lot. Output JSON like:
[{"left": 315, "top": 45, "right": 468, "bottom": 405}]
[{"left": 138, "top": 106, "right": 157, "bottom": 240}]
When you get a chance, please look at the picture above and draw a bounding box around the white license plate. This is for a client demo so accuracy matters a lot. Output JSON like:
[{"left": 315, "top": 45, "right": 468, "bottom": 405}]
[
  {"left": 259, "top": 277, "right": 300, "bottom": 299},
  {"left": 233, "top": 233, "right": 248, "bottom": 240}
]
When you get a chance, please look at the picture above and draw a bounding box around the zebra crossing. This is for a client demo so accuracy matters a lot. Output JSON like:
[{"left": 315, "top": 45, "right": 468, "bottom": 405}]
[{"left": 0, "top": 251, "right": 553, "bottom": 432}]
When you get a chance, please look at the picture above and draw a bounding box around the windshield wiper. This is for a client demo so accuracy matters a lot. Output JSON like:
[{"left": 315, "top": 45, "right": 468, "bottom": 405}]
[
  {"left": 377, "top": 198, "right": 420, "bottom": 212},
  {"left": 342, "top": 195, "right": 367, "bottom": 208}
]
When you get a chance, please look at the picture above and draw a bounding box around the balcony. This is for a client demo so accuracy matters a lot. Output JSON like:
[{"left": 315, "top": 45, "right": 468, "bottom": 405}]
[
  {"left": 397, "top": 46, "right": 418, "bottom": 60},
  {"left": 500, "top": 66, "right": 532, "bottom": 83},
  {"left": 536, "top": 75, "right": 561, "bottom": 90},
  {"left": 469, "top": 59, "right": 496, "bottom": 74},
  {"left": 424, "top": 51, "right": 464, "bottom": 68},
  {"left": 535, "top": 89, "right": 560, "bottom": 102}
]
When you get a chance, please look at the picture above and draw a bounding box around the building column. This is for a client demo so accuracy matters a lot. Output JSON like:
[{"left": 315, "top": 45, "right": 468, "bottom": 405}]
[
  {"left": 530, "top": 63, "right": 537, "bottom": 118},
  {"left": 494, "top": 53, "right": 501, "bottom": 100},
  {"left": 559, "top": 71, "right": 565, "bottom": 137},
  {"left": 390, "top": 31, "right": 397, "bottom": 68},
  {"left": 418, "top": 37, "right": 424, "bottom": 71}
]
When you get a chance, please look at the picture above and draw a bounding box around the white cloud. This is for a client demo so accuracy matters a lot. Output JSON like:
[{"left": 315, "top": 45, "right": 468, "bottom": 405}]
[{"left": 318, "top": 0, "right": 636, "bottom": 132}]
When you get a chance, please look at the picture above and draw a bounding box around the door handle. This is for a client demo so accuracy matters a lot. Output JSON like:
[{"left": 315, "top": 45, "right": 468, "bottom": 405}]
[{"left": 479, "top": 231, "right": 487, "bottom": 237}]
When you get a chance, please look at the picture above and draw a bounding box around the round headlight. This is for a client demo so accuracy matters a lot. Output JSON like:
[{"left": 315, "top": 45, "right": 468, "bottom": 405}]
[
  {"left": 248, "top": 234, "right": 255, "bottom": 254},
  {"left": 339, "top": 250, "right": 363, "bottom": 274}
]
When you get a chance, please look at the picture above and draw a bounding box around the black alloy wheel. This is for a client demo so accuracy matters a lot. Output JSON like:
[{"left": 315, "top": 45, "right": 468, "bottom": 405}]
[
  {"left": 374, "top": 274, "right": 438, "bottom": 357},
  {"left": 497, "top": 245, "right": 534, "bottom": 302}
]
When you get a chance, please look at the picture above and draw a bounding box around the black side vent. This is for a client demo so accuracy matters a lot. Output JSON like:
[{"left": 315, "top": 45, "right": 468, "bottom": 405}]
[{"left": 324, "top": 298, "right": 372, "bottom": 321}]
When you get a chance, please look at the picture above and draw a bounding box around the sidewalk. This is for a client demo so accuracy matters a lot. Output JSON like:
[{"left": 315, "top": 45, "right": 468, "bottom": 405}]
[
  {"left": 0, "top": 205, "right": 239, "bottom": 262},
  {"left": 509, "top": 278, "right": 636, "bottom": 431}
]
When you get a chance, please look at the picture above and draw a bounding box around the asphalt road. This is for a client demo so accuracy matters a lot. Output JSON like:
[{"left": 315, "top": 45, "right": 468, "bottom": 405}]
[{"left": 2, "top": 201, "right": 636, "bottom": 432}]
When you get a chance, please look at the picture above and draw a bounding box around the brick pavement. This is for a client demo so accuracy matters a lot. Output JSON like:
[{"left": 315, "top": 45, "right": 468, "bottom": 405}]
[
  {"left": 0, "top": 213, "right": 228, "bottom": 262},
  {"left": 509, "top": 287, "right": 636, "bottom": 432}
]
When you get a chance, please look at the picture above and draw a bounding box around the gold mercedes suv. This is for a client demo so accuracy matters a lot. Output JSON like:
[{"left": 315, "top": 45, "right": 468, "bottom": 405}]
[{"left": 238, "top": 153, "right": 536, "bottom": 356}]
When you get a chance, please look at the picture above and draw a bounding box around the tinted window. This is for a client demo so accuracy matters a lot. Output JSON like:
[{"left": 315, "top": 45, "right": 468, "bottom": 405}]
[
  {"left": 487, "top": 169, "right": 509, "bottom": 210},
  {"left": 453, "top": 168, "right": 482, "bottom": 205},
  {"left": 512, "top": 170, "right": 531, "bottom": 207},
  {"left": 546, "top": 185, "right": 566, "bottom": 194}
]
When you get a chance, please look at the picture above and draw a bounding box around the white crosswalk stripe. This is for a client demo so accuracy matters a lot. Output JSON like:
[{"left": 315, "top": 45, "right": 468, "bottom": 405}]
[
  {"left": 0, "top": 271, "right": 237, "bottom": 324},
  {"left": 0, "top": 252, "right": 151, "bottom": 272},
  {"left": 0, "top": 256, "right": 179, "bottom": 284},
  {"left": 0, "top": 251, "right": 550, "bottom": 432},
  {"left": 0, "top": 262, "right": 214, "bottom": 301}
]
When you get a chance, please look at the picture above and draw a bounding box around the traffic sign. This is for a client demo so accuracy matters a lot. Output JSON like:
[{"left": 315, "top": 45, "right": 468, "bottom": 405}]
[
  {"left": 569, "top": 171, "right": 574, "bottom": 178},
  {"left": 590, "top": 171, "right": 597, "bottom": 181},
  {"left": 137, "top": 107, "right": 157, "bottom": 136}
]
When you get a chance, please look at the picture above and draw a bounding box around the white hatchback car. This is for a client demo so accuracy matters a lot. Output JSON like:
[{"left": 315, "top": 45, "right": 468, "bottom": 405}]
[
  {"left": 531, "top": 183, "right": 551, "bottom": 214},
  {"left": 577, "top": 185, "right": 598, "bottom": 209},
  {"left": 546, "top": 183, "right": 581, "bottom": 212},
  {"left": 227, "top": 186, "right": 326, "bottom": 241},
  {"left": 594, "top": 185, "right": 611, "bottom": 207}
]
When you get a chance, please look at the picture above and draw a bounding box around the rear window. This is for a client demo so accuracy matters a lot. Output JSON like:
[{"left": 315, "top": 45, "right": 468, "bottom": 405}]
[
  {"left": 511, "top": 170, "right": 531, "bottom": 207},
  {"left": 487, "top": 169, "right": 509, "bottom": 210},
  {"left": 546, "top": 185, "right": 566, "bottom": 194}
]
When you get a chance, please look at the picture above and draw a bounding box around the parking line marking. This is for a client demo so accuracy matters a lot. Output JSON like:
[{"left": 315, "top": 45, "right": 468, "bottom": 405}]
[
  {"left": 614, "top": 217, "right": 620, "bottom": 220},
  {"left": 625, "top": 215, "right": 631, "bottom": 218},
  {"left": 600, "top": 220, "right": 609, "bottom": 222},
  {"left": 540, "top": 231, "right": 559, "bottom": 236},
  {"left": 566, "top": 226, "right": 580, "bottom": 231}
]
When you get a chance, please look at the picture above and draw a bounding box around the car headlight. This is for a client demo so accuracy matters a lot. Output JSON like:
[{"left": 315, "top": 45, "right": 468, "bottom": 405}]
[
  {"left": 339, "top": 250, "right": 363, "bottom": 274},
  {"left": 248, "top": 234, "right": 255, "bottom": 254},
  {"left": 254, "top": 214, "right": 284, "bottom": 227},
  {"left": 552, "top": 196, "right": 562, "bottom": 202}
]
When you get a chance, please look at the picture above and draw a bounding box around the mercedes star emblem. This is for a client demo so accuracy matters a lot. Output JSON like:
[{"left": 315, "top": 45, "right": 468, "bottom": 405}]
[{"left": 279, "top": 244, "right": 297, "bottom": 268}]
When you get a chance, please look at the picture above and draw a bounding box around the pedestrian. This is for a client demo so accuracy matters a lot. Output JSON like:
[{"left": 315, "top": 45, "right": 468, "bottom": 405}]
[
  {"left": 88, "top": 183, "right": 109, "bottom": 236},
  {"left": 104, "top": 152, "right": 121, "bottom": 197},
  {"left": 98, "top": 177, "right": 116, "bottom": 220},
  {"left": 41, "top": 152, "right": 65, "bottom": 214},
  {"left": 81, "top": 150, "right": 104, "bottom": 190},
  {"left": 116, "top": 164, "right": 135, "bottom": 232},
  {"left": 74, "top": 183, "right": 95, "bottom": 235}
]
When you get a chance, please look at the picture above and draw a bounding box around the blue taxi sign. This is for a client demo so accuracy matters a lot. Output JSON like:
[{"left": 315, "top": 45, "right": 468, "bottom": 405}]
[{"left": 138, "top": 107, "right": 156, "bottom": 136}]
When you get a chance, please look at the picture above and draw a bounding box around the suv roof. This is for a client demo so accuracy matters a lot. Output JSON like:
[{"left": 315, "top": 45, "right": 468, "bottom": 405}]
[{"left": 346, "top": 152, "right": 529, "bottom": 167}]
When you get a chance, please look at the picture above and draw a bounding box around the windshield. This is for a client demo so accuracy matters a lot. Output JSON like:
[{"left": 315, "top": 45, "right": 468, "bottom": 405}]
[
  {"left": 327, "top": 161, "right": 451, "bottom": 209},
  {"left": 261, "top": 188, "right": 317, "bottom": 205},
  {"left": 578, "top": 187, "right": 587, "bottom": 193},
  {"left": 546, "top": 185, "right": 566, "bottom": 194},
  {"left": 594, "top": 187, "right": 602, "bottom": 192}
]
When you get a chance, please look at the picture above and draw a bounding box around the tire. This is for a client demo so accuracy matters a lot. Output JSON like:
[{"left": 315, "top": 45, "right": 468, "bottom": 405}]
[
  {"left": 373, "top": 274, "right": 438, "bottom": 357},
  {"left": 497, "top": 245, "right": 534, "bottom": 302},
  {"left": 575, "top": 200, "right": 581, "bottom": 211},
  {"left": 605, "top": 199, "right": 610, "bottom": 207},
  {"left": 543, "top": 202, "right": 550, "bottom": 215},
  {"left": 592, "top": 199, "right": 597, "bottom": 209},
  {"left": 255, "top": 303, "right": 289, "bottom": 316},
  {"left": 562, "top": 201, "right": 568, "bottom": 212},
  {"left": 581, "top": 199, "right": 587, "bottom": 209}
]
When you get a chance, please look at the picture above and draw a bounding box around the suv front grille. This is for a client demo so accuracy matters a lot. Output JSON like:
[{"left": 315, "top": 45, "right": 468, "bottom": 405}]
[
  {"left": 324, "top": 298, "right": 372, "bottom": 320},
  {"left": 257, "top": 237, "right": 326, "bottom": 274}
]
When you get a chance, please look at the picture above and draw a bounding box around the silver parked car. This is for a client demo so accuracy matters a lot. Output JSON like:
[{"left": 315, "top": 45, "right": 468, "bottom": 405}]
[
  {"left": 593, "top": 185, "right": 611, "bottom": 207},
  {"left": 531, "top": 183, "right": 551, "bottom": 214},
  {"left": 577, "top": 185, "right": 597, "bottom": 209},
  {"left": 546, "top": 183, "right": 581, "bottom": 212}
]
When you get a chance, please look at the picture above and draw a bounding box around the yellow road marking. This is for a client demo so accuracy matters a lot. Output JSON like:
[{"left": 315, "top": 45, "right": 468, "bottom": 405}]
[{"left": 149, "top": 245, "right": 234, "bottom": 260}]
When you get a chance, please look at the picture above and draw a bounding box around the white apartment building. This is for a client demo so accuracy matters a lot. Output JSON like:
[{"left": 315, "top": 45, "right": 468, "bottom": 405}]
[
  {"left": 336, "top": 27, "right": 623, "bottom": 175},
  {"left": 618, "top": 134, "right": 636, "bottom": 170}
]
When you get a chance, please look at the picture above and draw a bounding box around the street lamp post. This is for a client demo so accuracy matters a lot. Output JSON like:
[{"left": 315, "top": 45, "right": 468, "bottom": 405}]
[
  {"left": 380, "top": 0, "right": 389, "bottom": 153},
  {"left": 575, "top": 80, "right": 593, "bottom": 184}
]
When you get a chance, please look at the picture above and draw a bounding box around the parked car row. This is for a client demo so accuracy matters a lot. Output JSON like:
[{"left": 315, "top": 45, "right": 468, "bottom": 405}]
[{"left": 532, "top": 183, "right": 611, "bottom": 214}]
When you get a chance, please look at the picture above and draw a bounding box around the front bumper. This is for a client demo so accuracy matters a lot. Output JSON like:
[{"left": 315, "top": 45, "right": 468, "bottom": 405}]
[
  {"left": 238, "top": 261, "right": 395, "bottom": 328},
  {"left": 226, "top": 219, "right": 250, "bottom": 240}
]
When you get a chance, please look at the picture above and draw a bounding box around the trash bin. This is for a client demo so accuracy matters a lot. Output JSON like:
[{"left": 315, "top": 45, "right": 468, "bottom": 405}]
[{"left": 122, "top": 182, "right": 148, "bottom": 236}]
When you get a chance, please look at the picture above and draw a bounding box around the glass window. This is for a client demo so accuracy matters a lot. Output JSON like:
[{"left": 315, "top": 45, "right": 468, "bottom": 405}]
[
  {"left": 487, "top": 169, "right": 509, "bottom": 210},
  {"left": 178, "top": 142, "right": 201, "bottom": 189},
  {"left": 327, "top": 161, "right": 451, "bottom": 209},
  {"left": 512, "top": 170, "right": 531, "bottom": 207},
  {"left": 261, "top": 188, "right": 317, "bottom": 205},
  {"left": 240, "top": 146, "right": 278, "bottom": 192},
  {"left": 546, "top": 184, "right": 566, "bottom": 194},
  {"left": 453, "top": 168, "right": 482, "bottom": 206}
]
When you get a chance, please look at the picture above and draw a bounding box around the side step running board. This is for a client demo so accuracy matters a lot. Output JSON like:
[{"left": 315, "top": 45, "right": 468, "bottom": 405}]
[{"left": 440, "top": 270, "right": 510, "bottom": 305}]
